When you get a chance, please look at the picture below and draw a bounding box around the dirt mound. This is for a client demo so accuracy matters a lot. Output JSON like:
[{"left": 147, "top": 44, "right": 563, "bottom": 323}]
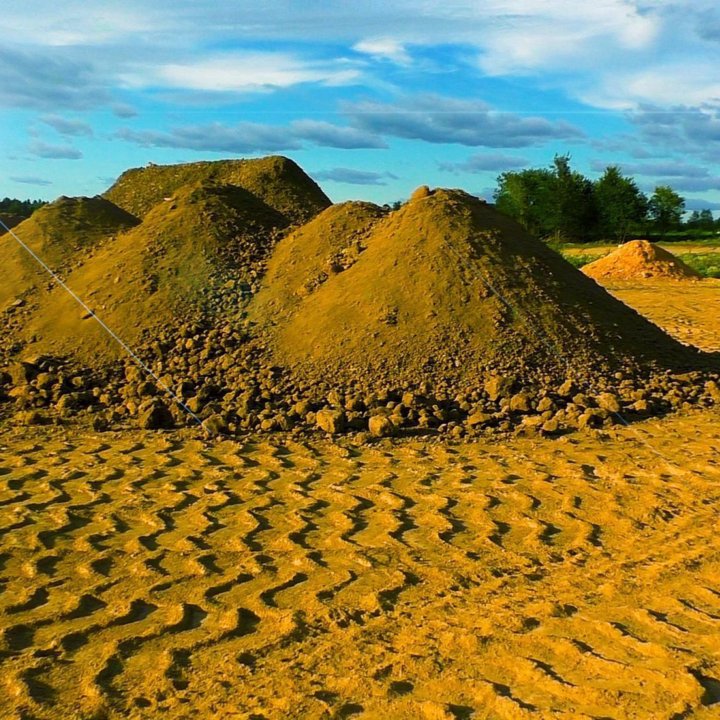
[
  {"left": 16, "top": 182, "right": 291, "bottom": 363},
  {"left": 250, "top": 201, "right": 387, "bottom": 323},
  {"left": 251, "top": 189, "right": 698, "bottom": 389},
  {"left": 104, "top": 155, "right": 331, "bottom": 223},
  {"left": 583, "top": 239, "right": 701, "bottom": 281},
  {"left": 0, "top": 196, "right": 139, "bottom": 309}
]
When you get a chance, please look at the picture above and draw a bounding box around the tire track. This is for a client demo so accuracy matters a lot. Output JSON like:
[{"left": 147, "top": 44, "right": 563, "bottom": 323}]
[{"left": 0, "top": 418, "right": 719, "bottom": 719}]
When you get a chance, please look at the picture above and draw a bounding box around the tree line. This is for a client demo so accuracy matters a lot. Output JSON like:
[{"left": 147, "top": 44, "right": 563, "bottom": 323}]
[
  {"left": 0, "top": 197, "right": 47, "bottom": 218},
  {"left": 493, "top": 156, "right": 719, "bottom": 243}
]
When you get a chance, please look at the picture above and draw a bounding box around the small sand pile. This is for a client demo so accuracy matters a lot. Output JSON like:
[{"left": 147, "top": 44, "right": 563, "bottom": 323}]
[
  {"left": 583, "top": 239, "right": 701, "bottom": 281},
  {"left": 0, "top": 196, "right": 139, "bottom": 308},
  {"left": 251, "top": 189, "right": 698, "bottom": 390}
]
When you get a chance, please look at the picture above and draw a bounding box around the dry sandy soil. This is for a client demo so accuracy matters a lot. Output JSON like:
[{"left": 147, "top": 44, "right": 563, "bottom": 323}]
[
  {"left": 1, "top": 281, "right": 720, "bottom": 720},
  {"left": 611, "top": 279, "right": 720, "bottom": 353}
]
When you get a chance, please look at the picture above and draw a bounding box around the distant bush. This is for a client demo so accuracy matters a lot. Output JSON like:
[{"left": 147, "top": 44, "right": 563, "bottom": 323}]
[
  {"left": 561, "top": 253, "right": 599, "bottom": 269},
  {"left": 676, "top": 253, "right": 720, "bottom": 278},
  {"left": 0, "top": 197, "right": 47, "bottom": 218}
]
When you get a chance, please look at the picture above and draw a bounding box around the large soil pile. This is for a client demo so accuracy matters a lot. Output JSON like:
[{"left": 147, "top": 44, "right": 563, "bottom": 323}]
[
  {"left": 105, "top": 155, "right": 331, "bottom": 222},
  {"left": 14, "top": 183, "right": 294, "bottom": 363},
  {"left": 0, "top": 196, "right": 139, "bottom": 309},
  {"left": 5, "top": 158, "right": 331, "bottom": 364},
  {"left": 583, "top": 239, "right": 701, "bottom": 281},
  {"left": 250, "top": 189, "right": 698, "bottom": 390}
]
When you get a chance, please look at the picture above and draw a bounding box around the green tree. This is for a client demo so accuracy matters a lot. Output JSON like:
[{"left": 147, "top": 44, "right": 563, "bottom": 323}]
[
  {"left": 648, "top": 186, "right": 685, "bottom": 236},
  {"left": 686, "top": 210, "right": 702, "bottom": 228},
  {"left": 494, "top": 167, "right": 557, "bottom": 238},
  {"left": 494, "top": 156, "right": 596, "bottom": 241},
  {"left": 0, "top": 197, "right": 47, "bottom": 217},
  {"left": 698, "top": 209, "right": 716, "bottom": 230},
  {"left": 552, "top": 155, "right": 596, "bottom": 242},
  {"left": 593, "top": 166, "right": 648, "bottom": 241}
]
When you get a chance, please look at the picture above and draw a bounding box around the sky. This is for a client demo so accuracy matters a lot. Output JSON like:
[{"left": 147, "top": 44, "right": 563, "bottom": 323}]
[{"left": 2, "top": 1, "right": 720, "bottom": 212}]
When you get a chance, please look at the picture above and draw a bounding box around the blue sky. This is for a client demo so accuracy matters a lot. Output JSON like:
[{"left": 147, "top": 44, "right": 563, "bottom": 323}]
[{"left": 2, "top": 1, "right": 720, "bottom": 212}]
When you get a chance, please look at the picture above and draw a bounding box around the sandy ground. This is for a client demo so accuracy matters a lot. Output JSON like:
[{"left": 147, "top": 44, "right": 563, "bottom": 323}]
[
  {"left": 1, "top": 280, "right": 720, "bottom": 720},
  {"left": 610, "top": 279, "right": 720, "bottom": 353}
]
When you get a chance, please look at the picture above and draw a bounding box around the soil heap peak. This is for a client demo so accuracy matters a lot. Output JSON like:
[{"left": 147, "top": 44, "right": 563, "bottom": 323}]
[{"left": 104, "top": 155, "right": 331, "bottom": 223}]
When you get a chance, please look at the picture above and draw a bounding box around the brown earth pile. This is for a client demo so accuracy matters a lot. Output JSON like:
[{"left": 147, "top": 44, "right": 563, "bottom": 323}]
[
  {"left": 1, "top": 168, "right": 719, "bottom": 439},
  {"left": 4, "top": 159, "right": 332, "bottom": 365},
  {"left": 104, "top": 155, "right": 331, "bottom": 222},
  {"left": 13, "top": 183, "right": 290, "bottom": 363},
  {"left": 0, "top": 196, "right": 138, "bottom": 310},
  {"left": 251, "top": 189, "right": 700, "bottom": 389},
  {"left": 583, "top": 239, "right": 701, "bottom": 281}
]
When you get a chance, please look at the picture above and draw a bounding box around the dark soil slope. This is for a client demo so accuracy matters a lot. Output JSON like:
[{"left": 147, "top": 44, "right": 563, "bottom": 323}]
[{"left": 0, "top": 196, "right": 138, "bottom": 309}]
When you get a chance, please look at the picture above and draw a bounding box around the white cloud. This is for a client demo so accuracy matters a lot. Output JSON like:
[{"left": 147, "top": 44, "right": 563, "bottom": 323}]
[
  {"left": 116, "top": 123, "right": 300, "bottom": 154},
  {"left": 344, "top": 94, "right": 583, "bottom": 148},
  {"left": 10, "top": 175, "right": 53, "bottom": 186},
  {"left": 40, "top": 114, "right": 93, "bottom": 136},
  {"left": 475, "top": 0, "right": 660, "bottom": 76},
  {"left": 353, "top": 38, "right": 411, "bottom": 64},
  {"left": 584, "top": 64, "right": 720, "bottom": 109},
  {"left": 439, "top": 152, "right": 530, "bottom": 173},
  {"left": 290, "top": 120, "right": 387, "bottom": 149},
  {"left": 1, "top": 4, "right": 151, "bottom": 46},
  {"left": 28, "top": 139, "right": 83, "bottom": 159},
  {"left": 1, "top": 0, "right": 718, "bottom": 111},
  {"left": 313, "top": 168, "right": 397, "bottom": 185},
  {"left": 116, "top": 119, "right": 385, "bottom": 153},
  {"left": 135, "top": 53, "right": 361, "bottom": 93}
]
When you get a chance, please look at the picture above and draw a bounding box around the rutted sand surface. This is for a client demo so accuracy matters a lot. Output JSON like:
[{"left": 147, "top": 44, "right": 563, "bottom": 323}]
[
  {"left": 1, "top": 414, "right": 720, "bottom": 719},
  {"left": 610, "top": 279, "right": 720, "bottom": 353}
]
